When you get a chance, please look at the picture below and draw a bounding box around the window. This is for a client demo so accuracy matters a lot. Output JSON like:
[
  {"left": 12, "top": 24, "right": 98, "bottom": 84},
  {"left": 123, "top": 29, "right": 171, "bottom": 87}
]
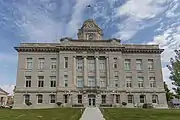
[
  {"left": 88, "top": 76, "right": 95, "bottom": 87},
  {"left": 136, "top": 59, "right": 143, "bottom": 70},
  {"left": 113, "top": 58, "right": 117, "bottom": 69},
  {"left": 38, "top": 58, "right": 45, "bottom": 69},
  {"left": 116, "top": 95, "right": 120, "bottom": 103},
  {"left": 99, "top": 59, "right": 106, "bottom": 70},
  {"left": 50, "top": 95, "right": 56, "bottom": 103},
  {"left": 114, "top": 72, "right": 119, "bottom": 87},
  {"left": 64, "top": 57, "right": 68, "bottom": 68},
  {"left": 88, "top": 59, "right": 95, "bottom": 71},
  {"left": 128, "top": 95, "right": 134, "bottom": 103},
  {"left": 101, "top": 95, "right": 106, "bottom": 104},
  {"left": 148, "top": 59, "right": 154, "bottom": 70},
  {"left": 152, "top": 95, "right": 158, "bottom": 103},
  {"left": 77, "top": 59, "right": 83, "bottom": 71},
  {"left": 38, "top": 76, "right": 44, "bottom": 87},
  {"left": 150, "top": 77, "right": 156, "bottom": 88},
  {"left": 138, "top": 77, "right": 144, "bottom": 88},
  {"left": 100, "top": 76, "right": 106, "bottom": 88},
  {"left": 50, "top": 76, "right": 56, "bottom": 87},
  {"left": 64, "top": 75, "right": 68, "bottom": 87},
  {"left": 78, "top": 95, "right": 82, "bottom": 103},
  {"left": 140, "top": 95, "right": 146, "bottom": 103},
  {"left": 124, "top": 59, "right": 131, "bottom": 71},
  {"left": 64, "top": 95, "right": 68, "bottom": 103},
  {"left": 24, "top": 94, "right": 30, "bottom": 103},
  {"left": 51, "top": 58, "right": 56, "bottom": 69},
  {"left": 26, "top": 58, "right": 32, "bottom": 69},
  {"left": 126, "top": 76, "right": 132, "bottom": 88},
  {"left": 37, "top": 94, "right": 43, "bottom": 103},
  {"left": 77, "top": 76, "right": 83, "bottom": 88},
  {"left": 25, "top": 76, "right": 31, "bottom": 87}
]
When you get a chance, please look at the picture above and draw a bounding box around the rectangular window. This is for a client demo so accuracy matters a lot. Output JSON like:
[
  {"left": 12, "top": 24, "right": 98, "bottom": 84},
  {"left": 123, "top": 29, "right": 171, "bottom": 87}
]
[
  {"left": 101, "top": 95, "right": 106, "bottom": 104},
  {"left": 38, "top": 76, "right": 44, "bottom": 87},
  {"left": 50, "top": 76, "right": 56, "bottom": 87},
  {"left": 148, "top": 59, "right": 154, "bottom": 70},
  {"left": 113, "top": 58, "right": 117, "bottom": 69},
  {"left": 77, "top": 59, "right": 83, "bottom": 71},
  {"left": 99, "top": 59, "right": 106, "bottom": 70},
  {"left": 38, "top": 58, "right": 45, "bottom": 69},
  {"left": 116, "top": 95, "right": 120, "bottom": 103},
  {"left": 78, "top": 95, "right": 82, "bottom": 103},
  {"left": 136, "top": 59, "right": 143, "bottom": 70},
  {"left": 128, "top": 95, "right": 133, "bottom": 103},
  {"left": 24, "top": 95, "right": 30, "bottom": 103},
  {"left": 152, "top": 95, "right": 158, "bottom": 103},
  {"left": 77, "top": 76, "right": 83, "bottom": 88},
  {"left": 37, "top": 95, "right": 43, "bottom": 103},
  {"left": 25, "top": 76, "right": 31, "bottom": 87},
  {"left": 138, "top": 77, "right": 144, "bottom": 88},
  {"left": 88, "top": 76, "right": 95, "bottom": 87},
  {"left": 150, "top": 77, "right": 156, "bottom": 87},
  {"left": 64, "top": 57, "right": 68, "bottom": 68},
  {"left": 64, "top": 75, "right": 68, "bottom": 87},
  {"left": 51, "top": 58, "right": 56, "bottom": 69},
  {"left": 126, "top": 76, "right": 132, "bottom": 88},
  {"left": 100, "top": 76, "right": 106, "bottom": 88},
  {"left": 50, "top": 95, "right": 56, "bottom": 103},
  {"left": 26, "top": 58, "right": 32, "bottom": 69},
  {"left": 64, "top": 95, "right": 68, "bottom": 103},
  {"left": 88, "top": 59, "right": 95, "bottom": 71},
  {"left": 124, "top": 59, "right": 131, "bottom": 71},
  {"left": 114, "top": 72, "right": 119, "bottom": 87},
  {"left": 140, "top": 95, "right": 146, "bottom": 103}
]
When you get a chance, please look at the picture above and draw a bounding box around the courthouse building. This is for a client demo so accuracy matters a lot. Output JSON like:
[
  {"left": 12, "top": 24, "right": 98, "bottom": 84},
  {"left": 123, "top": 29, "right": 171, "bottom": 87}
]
[{"left": 13, "top": 19, "right": 167, "bottom": 109}]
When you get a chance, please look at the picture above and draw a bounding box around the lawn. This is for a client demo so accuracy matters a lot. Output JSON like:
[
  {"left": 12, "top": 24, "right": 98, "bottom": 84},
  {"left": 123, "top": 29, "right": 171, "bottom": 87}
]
[
  {"left": 102, "top": 108, "right": 180, "bottom": 120},
  {"left": 0, "top": 108, "right": 82, "bottom": 120}
]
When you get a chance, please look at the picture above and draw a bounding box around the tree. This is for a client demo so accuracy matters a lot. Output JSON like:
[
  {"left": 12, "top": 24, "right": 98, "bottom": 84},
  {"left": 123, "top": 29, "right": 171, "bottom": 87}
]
[
  {"left": 164, "top": 82, "right": 173, "bottom": 101},
  {"left": 167, "top": 50, "right": 180, "bottom": 98}
]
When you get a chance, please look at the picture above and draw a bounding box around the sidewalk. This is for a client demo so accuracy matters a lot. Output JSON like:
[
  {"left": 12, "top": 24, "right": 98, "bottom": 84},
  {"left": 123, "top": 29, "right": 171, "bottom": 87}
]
[{"left": 80, "top": 107, "right": 105, "bottom": 120}]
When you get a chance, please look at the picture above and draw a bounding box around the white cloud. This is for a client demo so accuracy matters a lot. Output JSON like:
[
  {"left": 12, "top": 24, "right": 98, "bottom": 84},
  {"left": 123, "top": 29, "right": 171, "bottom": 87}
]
[
  {"left": 0, "top": 84, "right": 15, "bottom": 96},
  {"left": 162, "top": 67, "right": 173, "bottom": 91}
]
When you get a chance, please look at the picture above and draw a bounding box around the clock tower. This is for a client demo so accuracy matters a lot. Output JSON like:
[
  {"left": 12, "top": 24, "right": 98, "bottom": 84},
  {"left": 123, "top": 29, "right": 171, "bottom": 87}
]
[{"left": 77, "top": 19, "right": 103, "bottom": 40}]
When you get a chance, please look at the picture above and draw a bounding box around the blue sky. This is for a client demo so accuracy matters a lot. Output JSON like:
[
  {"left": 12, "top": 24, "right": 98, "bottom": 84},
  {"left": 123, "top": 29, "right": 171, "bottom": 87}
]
[{"left": 0, "top": 0, "right": 180, "bottom": 94}]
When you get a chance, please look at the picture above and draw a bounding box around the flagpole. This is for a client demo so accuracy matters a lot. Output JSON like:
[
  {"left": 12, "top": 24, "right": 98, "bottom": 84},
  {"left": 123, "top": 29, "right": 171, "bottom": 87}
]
[{"left": 86, "top": 5, "right": 92, "bottom": 19}]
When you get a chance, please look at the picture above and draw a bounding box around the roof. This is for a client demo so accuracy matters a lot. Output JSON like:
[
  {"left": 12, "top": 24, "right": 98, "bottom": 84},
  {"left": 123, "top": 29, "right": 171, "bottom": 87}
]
[{"left": 0, "top": 88, "right": 9, "bottom": 95}]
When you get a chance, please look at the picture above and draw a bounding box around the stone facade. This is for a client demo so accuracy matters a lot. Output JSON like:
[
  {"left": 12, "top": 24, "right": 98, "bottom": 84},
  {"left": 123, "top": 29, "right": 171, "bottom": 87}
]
[{"left": 13, "top": 19, "right": 168, "bottom": 109}]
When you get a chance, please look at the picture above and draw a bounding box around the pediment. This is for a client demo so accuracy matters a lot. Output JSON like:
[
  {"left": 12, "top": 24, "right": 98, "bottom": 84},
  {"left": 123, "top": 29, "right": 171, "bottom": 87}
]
[
  {"left": 110, "top": 39, "right": 121, "bottom": 46},
  {"left": 59, "top": 38, "right": 74, "bottom": 46},
  {"left": 81, "top": 19, "right": 101, "bottom": 31},
  {"left": 0, "top": 88, "right": 8, "bottom": 95}
]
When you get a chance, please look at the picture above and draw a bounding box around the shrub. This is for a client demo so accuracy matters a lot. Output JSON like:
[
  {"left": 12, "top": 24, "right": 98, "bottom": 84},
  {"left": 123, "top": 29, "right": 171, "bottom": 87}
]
[
  {"left": 122, "top": 102, "right": 127, "bottom": 106},
  {"left": 56, "top": 102, "right": 62, "bottom": 106},
  {"left": 100, "top": 104, "right": 112, "bottom": 107},
  {"left": 142, "top": 103, "right": 153, "bottom": 109},
  {"left": 72, "top": 104, "right": 84, "bottom": 107},
  {"left": 25, "top": 101, "right": 32, "bottom": 106}
]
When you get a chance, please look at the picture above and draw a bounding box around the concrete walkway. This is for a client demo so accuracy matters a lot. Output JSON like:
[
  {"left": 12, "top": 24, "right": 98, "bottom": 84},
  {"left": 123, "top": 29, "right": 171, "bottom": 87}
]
[{"left": 80, "top": 107, "right": 105, "bottom": 120}]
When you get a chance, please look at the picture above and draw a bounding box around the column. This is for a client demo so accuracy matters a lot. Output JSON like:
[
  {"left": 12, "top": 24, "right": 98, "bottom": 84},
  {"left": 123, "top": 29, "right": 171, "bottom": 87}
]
[
  {"left": 84, "top": 56, "right": 88, "bottom": 87},
  {"left": 113, "top": 94, "right": 116, "bottom": 105},
  {"left": 95, "top": 56, "right": 100, "bottom": 87},
  {"left": 106, "top": 56, "right": 109, "bottom": 87},
  {"left": 73, "top": 56, "right": 76, "bottom": 87}
]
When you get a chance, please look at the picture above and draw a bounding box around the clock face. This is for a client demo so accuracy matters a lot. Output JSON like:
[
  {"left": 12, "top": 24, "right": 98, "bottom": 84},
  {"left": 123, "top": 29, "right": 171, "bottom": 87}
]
[
  {"left": 88, "top": 33, "right": 93, "bottom": 40},
  {"left": 88, "top": 23, "right": 93, "bottom": 28}
]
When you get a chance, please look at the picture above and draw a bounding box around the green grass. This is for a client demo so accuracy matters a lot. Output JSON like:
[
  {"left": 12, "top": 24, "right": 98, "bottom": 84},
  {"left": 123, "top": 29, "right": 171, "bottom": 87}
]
[
  {"left": 0, "top": 108, "right": 82, "bottom": 120},
  {"left": 102, "top": 108, "right": 180, "bottom": 120}
]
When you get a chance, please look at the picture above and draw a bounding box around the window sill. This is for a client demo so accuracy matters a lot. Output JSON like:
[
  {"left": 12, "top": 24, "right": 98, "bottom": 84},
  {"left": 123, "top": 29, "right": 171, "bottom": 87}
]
[{"left": 137, "top": 70, "right": 144, "bottom": 73}]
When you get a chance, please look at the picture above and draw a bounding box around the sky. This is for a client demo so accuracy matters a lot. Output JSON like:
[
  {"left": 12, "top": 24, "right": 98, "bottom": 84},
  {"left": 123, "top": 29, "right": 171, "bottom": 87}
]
[{"left": 0, "top": 0, "right": 180, "bottom": 95}]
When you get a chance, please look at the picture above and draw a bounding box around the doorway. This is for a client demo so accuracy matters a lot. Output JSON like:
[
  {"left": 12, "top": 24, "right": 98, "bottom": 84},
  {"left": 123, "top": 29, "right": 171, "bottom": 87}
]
[{"left": 88, "top": 94, "right": 96, "bottom": 106}]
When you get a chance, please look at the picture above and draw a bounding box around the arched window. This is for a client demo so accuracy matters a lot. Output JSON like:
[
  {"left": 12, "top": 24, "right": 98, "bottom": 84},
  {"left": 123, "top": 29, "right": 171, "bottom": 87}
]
[
  {"left": 24, "top": 94, "right": 30, "bottom": 103},
  {"left": 140, "top": 95, "right": 146, "bottom": 103},
  {"left": 152, "top": 95, "right": 158, "bottom": 104},
  {"left": 127, "top": 95, "right": 134, "bottom": 103},
  {"left": 37, "top": 94, "right": 43, "bottom": 103},
  {"left": 50, "top": 94, "right": 56, "bottom": 103}
]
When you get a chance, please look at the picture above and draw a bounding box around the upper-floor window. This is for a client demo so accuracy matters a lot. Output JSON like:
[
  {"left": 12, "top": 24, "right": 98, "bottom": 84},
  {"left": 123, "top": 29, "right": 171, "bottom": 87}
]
[
  {"left": 64, "top": 57, "right": 68, "bottom": 68},
  {"left": 100, "top": 76, "right": 106, "bottom": 88},
  {"left": 99, "top": 59, "right": 106, "bottom": 70},
  {"left": 136, "top": 59, "right": 143, "bottom": 70},
  {"left": 77, "top": 76, "right": 83, "bottom": 88},
  {"left": 77, "top": 59, "right": 83, "bottom": 71},
  {"left": 25, "top": 76, "right": 31, "bottom": 87},
  {"left": 88, "top": 76, "right": 95, "bottom": 87},
  {"left": 88, "top": 59, "right": 95, "bottom": 71},
  {"left": 113, "top": 58, "right": 117, "bottom": 69},
  {"left": 37, "top": 94, "right": 43, "bottom": 103},
  {"left": 38, "top": 58, "right": 45, "bottom": 69},
  {"left": 148, "top": 59, "right": 154, "bottom": 70},
  {"left": 149, "top": 77, "right": 156, "bottom": 88},
  {"left": 38, "top": 76, "right": 44, "bottom": 87},
  {"left": 64, "top": 75, "right": 68, "bottom": 87},
  {"left": 126, "top": 76, "right": 132, "bottom": 88},
  {"left": 50, "top": 76, "right": 56, "bottom": 87},
  {"left": 26, "top": 58, "right": 32, "bottom": 69},
  {"left": 138, "top": 77, "right": 144, "bottom": 88},
  {"left": 51, "top": 58, "right": 56, "bottom": 69},
  {"left": 124, "top": 59, "right": 131, "bottom": 71}
]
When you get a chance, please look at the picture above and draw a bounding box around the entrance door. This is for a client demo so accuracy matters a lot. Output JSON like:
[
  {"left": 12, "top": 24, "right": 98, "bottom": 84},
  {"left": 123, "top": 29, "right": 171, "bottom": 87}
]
[{"left": 88, "top": 94, "right": 96, "bottom": 106}]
